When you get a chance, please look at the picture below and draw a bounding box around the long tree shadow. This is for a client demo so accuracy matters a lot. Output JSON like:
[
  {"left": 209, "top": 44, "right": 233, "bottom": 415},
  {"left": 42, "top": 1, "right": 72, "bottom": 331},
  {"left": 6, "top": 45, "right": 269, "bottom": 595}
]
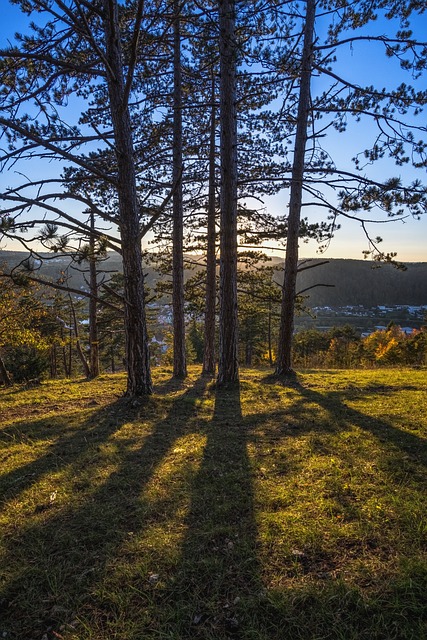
[
  {"left": 261, "top": 372, "right": 426, "bottom": 466},
  {"left": 0, "top": 377, "right": 209, "bottom": 640},
  {"left": 0, "top": 399, "right": 138, "bottom": 506},
  {"left": 292, "top": 380, "right": 427, "bottom": 469},
  {"left": 159, "top": 382, "right": 268, "bottom": 639},
  {"left": 167, "top": 374, "right": 426, "bottom": 640},
  {"left": 153, "top": 375, "right": 189, "bottom": 395}
]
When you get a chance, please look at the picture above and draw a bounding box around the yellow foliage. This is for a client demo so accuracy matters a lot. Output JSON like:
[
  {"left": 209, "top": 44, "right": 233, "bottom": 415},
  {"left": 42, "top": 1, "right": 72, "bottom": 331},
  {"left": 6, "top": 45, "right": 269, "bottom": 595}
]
[
  {"left": 363, "top": 328, "right": 405, "bottom": 364},
  {"left": 0, "top": 280, "right": 50, "bottom": 351},
  {"left": 260, "top": 348, "right": 276, "bottom": 362},
  {"left": 375, "top": 336, "right": 398, "bottom": 361}
]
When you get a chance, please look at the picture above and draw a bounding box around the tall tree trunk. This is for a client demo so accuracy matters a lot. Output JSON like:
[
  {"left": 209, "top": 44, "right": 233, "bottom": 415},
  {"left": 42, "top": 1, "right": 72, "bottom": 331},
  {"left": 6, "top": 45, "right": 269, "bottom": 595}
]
[
  {"left": 0, "top": 352, "right": 12, "bottom": 386},
  {"left": 103, "top": 0, "right": 152, "bottom": 396},
  {"left": 217, "top": 0, "right": 239, "bottom": 385},
  {"left": 61, "top": 329, "right": 69, "bottom": 377},
  {"left": 202, "top": 72, "right": 217, "bottom": 376},
  {"left": 68, "top": 322, "right": 73, "bottom": 377},
  {"left": 69, "top": 294, "right": 91, "bottom": 379},
  {"left": 50, "top": 344, "right": 57, "bottom": 379},
  {"left": 111, "top": 340, "right": 116, "bottom": 374},
  {"left": 276, "top": 0, "right": 316, "bottom": 376},
  {"left": 88, "top": 212, "right": 100, "bottom": 378},
  {"left": 172, "top": 0, "right": 187, "bottom": 379},
  {"left": 268, "top": 300, "right": 273, "bottom": 367},
  {"left": 245, "top": 342, "right": 252, "bottom": 366}
]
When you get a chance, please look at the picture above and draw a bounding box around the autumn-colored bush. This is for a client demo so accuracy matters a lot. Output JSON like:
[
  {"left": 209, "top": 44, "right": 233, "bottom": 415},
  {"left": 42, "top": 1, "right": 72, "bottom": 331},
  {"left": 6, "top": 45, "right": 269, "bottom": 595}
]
[{"left": 291, "top": 324, "right": 427, "bottom": 369}]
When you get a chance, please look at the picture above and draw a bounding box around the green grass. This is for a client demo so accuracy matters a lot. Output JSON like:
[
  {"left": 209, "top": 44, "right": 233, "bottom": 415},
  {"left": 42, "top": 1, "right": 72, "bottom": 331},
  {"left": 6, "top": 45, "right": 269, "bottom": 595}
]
[{"left": 0, "top": 367, "right": 426, "bottom": 639}]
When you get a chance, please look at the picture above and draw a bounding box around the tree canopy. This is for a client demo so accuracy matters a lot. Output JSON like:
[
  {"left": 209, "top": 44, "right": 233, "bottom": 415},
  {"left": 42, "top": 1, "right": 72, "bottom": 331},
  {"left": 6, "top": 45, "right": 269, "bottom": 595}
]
[{"left": 0, "top": 0, "right": 426, "bottom": 389}]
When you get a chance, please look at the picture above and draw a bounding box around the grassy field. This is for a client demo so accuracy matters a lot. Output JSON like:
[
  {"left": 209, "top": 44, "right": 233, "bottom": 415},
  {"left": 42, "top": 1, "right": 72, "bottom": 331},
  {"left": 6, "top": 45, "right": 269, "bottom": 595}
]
[{"left": 0, "top": 367, "right": 426, "bottom": 640}]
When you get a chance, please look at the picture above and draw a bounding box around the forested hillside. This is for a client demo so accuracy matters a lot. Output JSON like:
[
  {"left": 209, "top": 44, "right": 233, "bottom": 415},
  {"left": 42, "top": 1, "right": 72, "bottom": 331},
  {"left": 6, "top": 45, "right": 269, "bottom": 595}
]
[
  {"left": 295, "top": 259, "right": 427, "bottom": 307},
  {"left": 1, "top": 251, "right": 426, "bottom": 308}
]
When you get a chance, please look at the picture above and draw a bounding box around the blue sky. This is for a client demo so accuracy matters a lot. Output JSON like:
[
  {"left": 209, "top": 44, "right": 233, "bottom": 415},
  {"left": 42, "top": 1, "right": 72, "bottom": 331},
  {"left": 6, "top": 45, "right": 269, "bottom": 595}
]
[
  {"left": 0, "top": 1, "right": 426, "bottom": 262},
  {"left": 253, "top": 6, "right": 427, "bottom": 262}
]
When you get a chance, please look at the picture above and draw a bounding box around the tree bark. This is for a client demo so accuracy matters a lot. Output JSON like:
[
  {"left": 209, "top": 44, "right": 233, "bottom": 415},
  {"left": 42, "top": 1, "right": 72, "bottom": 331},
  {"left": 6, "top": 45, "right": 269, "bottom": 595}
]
[
  {"left": 61, "top": 333, "right": 69, "bottom": 377},
  {"left": 0, "top": 352, "right": 12, "bottom": 386},
  {"left": 276, "top": 0, "right": 316, "bottom": 376},
  {"left": 68, "top": 322, "right": 73, "bottom": 377},
  {"left": 50, "top": 344, "right": 57, "bottom": 379},
  {"left": 88, "top": 212, "right": 100, "bottom": 378},
  {"left": 111, "top": 341, "right": 116, "bottom": 373},
  {"left": 268, "top": 300, "right": 273, "bottom": 367},
  {"left": 172, "top": 0, "right": 187, "bottom": 379},
  {"left": 245, "top": 342, "right": 252, "bottom": 366},
  {"left": 217, "top": 0, "right": 239, "bottom": 385},
  {"left": 202, "top": 72, "right": 217, "bottom": 376},
  {"left": 103, "top": 0, "right": 152, "bottom": 396},
  {"left": 69, "top": 294, "right": 91, "bottom": 379}
]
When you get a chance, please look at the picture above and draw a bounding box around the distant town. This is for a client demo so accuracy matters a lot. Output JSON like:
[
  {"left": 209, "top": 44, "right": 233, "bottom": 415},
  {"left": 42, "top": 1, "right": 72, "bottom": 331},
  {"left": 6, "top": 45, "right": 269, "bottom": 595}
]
[{"left": 296, "top": 304, "right": 427, "bottom": 335}]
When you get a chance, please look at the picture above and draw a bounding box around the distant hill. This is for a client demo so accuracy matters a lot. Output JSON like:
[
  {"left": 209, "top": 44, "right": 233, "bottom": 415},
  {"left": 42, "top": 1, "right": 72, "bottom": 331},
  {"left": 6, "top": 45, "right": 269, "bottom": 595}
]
[
  {"left": 0, "top": 250, "right": 123, "bottom": 292},
  {"left": 293, "top": 259, "right": 427, "bottom": 307},
  {"left": 1, "top": 250, "right": 426, "bottom": 307},
  {"left": 0, "top": 250, "right": 141, "bottom": 291}
]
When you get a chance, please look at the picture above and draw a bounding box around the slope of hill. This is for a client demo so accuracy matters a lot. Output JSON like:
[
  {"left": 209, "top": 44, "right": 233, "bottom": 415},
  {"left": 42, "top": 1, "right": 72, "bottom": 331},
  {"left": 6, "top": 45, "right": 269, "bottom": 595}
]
[
  {"left": 294, "top": 259, "right": 427, "bottom": 307},
  {"left": 1, "top": 250, "right": 426, "bottom": 307},
  {"left": 0, "top": 250, "right": 149, "bottom": 291}
]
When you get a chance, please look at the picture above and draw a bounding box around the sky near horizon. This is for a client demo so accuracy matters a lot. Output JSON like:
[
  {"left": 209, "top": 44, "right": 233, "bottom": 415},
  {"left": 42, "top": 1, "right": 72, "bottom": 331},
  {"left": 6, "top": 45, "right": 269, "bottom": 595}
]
[{"left": 0, "top": 2, "right": 426, "bottom": 263}]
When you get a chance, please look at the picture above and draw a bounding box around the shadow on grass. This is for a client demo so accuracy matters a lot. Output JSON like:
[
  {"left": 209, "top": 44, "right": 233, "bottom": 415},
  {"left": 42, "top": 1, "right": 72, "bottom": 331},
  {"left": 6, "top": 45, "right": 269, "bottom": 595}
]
[
  {"left": 157, "top": 379, "right": 427, "bottom": 640},
  {"left": 0, "top": 399, "right": 135, "bottom": 505},
  {"left": 1, "top": 372, "right": 426, "bottom": 640},
  {"left": 154, "top": 375, "right": 190, "bottom": 395},
  {"left": 0, "top": 377, "right": 209, "bottom": 640},
  {"left": 158, "top": 382, "right": 265, "bottom": 639},
  {"left": 297, "top": 379, "right": 427, "bottom": 468},
  {"left": 261, "top": 372, "right": 427, "bottom": 466}
]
